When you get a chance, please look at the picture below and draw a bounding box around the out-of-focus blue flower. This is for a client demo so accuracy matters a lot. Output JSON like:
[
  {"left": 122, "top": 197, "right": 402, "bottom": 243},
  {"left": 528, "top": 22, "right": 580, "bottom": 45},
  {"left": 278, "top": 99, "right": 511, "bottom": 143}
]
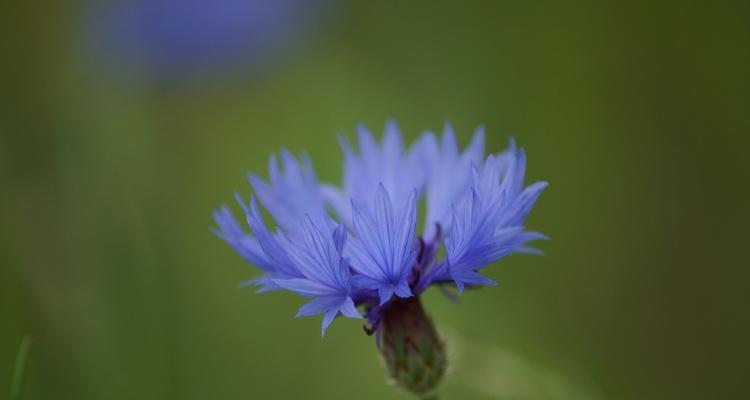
[
  {"left": 86, "top": 0, "right": 329, "bottom": 81},
  {"left": 213, "top": 121, "right": 547, "bottom": 335}
]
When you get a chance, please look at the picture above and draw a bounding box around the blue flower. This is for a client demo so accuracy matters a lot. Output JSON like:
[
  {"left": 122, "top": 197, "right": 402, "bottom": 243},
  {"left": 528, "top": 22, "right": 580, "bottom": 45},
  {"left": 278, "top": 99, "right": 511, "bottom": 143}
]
[
  {"left": 213, "top": 122, "right": 547, "bottom": 336},
  {"left": 86, "top": 0, "right": 329, "bottom": 82}
]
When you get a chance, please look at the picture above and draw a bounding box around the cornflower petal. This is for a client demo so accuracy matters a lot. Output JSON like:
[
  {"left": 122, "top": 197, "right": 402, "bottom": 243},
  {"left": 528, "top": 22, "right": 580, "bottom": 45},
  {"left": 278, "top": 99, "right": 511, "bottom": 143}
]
[
  {"left": 420, "top": 123, "right": 485, "bottom": 238},
  {"left": 248, "top": 150, "right": 327, "bottom": 237},
  {"left": 325, "top": 120, "right": 426, "bottom": 225},
  {"left": 347, "top": 185, "right": 417, "bottom": 305},
  {"left": 269, "top": 218, "right": 361, "bottom": 335},
  {"left": 444, "top": 139, "right": 547, "bottom": 292}
]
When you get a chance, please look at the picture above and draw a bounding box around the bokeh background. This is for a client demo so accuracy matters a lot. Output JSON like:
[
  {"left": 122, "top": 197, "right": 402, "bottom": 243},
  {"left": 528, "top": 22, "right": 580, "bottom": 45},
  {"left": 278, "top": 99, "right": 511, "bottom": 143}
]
[{"left": 2, "top": 1, "right": 748, "bottom": 399}]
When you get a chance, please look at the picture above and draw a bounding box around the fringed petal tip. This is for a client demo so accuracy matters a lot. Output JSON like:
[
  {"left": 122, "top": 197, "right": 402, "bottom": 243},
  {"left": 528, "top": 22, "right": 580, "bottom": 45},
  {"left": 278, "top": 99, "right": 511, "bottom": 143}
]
[
  {"left": 293, "top": 296, "right": 362, "bottom": 337},
  {"left": 238, "top": 276, "right": 280, "bottom": 293},
  {"left": 451, "top": 270, "right": 498, "bottom": 294}
]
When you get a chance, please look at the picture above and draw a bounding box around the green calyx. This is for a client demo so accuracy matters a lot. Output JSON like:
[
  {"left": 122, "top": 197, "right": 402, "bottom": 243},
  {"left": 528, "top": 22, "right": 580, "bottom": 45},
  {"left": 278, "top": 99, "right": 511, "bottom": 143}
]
[{"left": 380, "top": 296, "right": 446, "bottom": 398}]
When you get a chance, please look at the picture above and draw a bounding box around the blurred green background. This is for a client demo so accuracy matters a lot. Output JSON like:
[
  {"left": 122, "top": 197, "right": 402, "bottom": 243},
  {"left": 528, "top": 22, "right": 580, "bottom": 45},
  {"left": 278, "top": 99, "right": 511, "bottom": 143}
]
[{"left": 1, "top": 1, "right": 748, "bottom": 399}]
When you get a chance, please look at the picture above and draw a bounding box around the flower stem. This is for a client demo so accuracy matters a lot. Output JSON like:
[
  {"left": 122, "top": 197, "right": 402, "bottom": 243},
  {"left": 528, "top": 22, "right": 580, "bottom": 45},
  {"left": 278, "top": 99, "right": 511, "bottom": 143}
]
[{"left": 10, "top": 336, "right": 31, "bottom": 400}]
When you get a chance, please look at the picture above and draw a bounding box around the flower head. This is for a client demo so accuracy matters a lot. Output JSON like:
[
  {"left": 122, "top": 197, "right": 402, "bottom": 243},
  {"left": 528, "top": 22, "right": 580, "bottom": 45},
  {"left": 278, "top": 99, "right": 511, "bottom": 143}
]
[
  {"left": 86, "top": 0, "right": 327, "bottom": 82},
  {"left": 213, "top": 121, "right": 547, "bottom": 396}
]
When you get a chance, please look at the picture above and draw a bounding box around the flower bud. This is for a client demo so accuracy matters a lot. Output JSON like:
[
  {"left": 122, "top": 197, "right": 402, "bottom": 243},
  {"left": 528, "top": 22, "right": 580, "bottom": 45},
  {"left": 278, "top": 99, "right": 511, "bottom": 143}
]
[{"left": 380, "top": 296, "right": 446, "bottom": 398}]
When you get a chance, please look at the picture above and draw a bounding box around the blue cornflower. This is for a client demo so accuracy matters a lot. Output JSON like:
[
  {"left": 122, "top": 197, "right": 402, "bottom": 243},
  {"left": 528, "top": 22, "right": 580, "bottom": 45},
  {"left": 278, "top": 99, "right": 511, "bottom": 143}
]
[
  {"left": 86, "top": 0, "right": 328, "bottom": 82},
  {"left": 213, "top": 120, "right": 547, "bottom": 397}
]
